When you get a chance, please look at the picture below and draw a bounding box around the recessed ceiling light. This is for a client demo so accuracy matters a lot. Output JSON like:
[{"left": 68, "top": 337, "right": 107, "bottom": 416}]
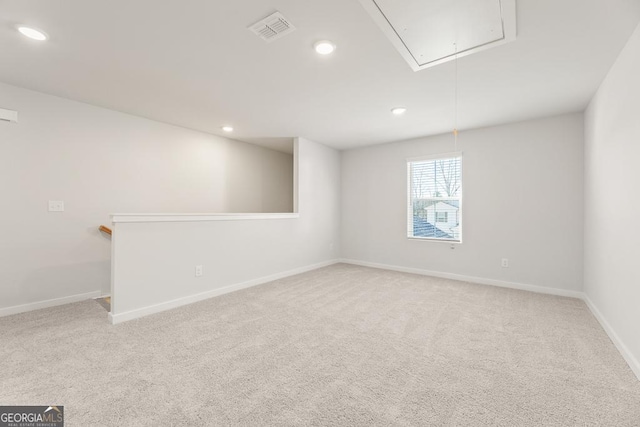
[
  {"left": 314, "top": 40, "right": 336, "bottom": 55},
  {"left": 17, "top": 26, "right": 48, "bottom": 41},
  {"left": 391, "top": 107, "right": 407, "bottom": 115},
  {"left": 222, "top": 126, "right": 234, "bottom": 132}
]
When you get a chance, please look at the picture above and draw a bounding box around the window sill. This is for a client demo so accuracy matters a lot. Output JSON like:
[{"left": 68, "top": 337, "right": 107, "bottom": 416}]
[{"left": 407, "top": 237, "right": 462, "bottom": 244}]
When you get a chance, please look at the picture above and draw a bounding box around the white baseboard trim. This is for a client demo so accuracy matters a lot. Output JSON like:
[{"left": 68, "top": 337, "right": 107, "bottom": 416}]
[
  {"left": 339, "top": 259, "right": 584, "bottom": 299},
  {"left": 109, "top": 259, "right": 340, "bottom": 325},
  {"left": 582, "top": 295, "right": 640, "bottom": 381},
  {"left": 0, "top": 290, "right": 102, "bottom": 318}
]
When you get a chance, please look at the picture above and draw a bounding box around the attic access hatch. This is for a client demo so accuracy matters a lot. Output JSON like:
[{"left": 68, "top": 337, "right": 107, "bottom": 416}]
[{"left": 359, "top": 0, "right": 516, "bottom": 71}]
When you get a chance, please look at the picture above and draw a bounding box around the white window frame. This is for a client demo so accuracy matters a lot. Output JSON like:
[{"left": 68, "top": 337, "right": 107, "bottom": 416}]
[{"left": 407, "top": 152, "right": 463, "bottom": 243}]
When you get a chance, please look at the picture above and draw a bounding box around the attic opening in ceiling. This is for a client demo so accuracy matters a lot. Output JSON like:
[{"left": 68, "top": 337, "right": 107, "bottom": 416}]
[{"left": 359, "top": 0, "right": 517, "bottom": 71}]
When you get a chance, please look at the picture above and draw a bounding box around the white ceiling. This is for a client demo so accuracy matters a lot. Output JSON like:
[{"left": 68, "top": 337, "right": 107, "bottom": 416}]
[{"left": 1, "top": 0, "right": 639, "bottom": 151}]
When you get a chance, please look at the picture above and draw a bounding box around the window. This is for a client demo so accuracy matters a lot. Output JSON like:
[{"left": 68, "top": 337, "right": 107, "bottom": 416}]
[{"left": 407, "top": 153, "right": 462, "bottom": 242}]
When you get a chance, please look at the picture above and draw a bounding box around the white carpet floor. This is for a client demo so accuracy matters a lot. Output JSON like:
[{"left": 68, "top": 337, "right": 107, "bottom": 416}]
[{"left": 1, "top": 263, "right": 639, "bottom": 426}]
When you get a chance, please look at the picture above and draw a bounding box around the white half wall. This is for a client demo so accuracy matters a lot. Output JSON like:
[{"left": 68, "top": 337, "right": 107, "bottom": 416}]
[
  {"left": 0, "top": 82, "right": 293, "bottom": 312},
  {"left": 341, "top": 114, "right": 584, "bottom": 293},
  {"left": 584, "top": 22, "right": 640, "bottom": 379},
  {"left": 109, "top": 137, "right": 341, "bottom": 322}
]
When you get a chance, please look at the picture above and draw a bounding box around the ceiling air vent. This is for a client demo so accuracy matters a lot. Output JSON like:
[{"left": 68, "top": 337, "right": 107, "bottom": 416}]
[{"left": 249, "top": 12, "right": 296, "bottom": 43}]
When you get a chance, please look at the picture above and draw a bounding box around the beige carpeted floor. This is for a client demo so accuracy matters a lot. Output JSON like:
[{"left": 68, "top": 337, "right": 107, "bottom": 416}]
[{"left": 1, "top": 264, "right": 639, "bottom": 426}]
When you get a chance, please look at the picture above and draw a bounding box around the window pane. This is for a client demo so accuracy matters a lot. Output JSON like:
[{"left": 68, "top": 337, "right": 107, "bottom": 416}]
[
  {"left": 408, "top": 156, "right": 461, "bottom": 241},
  {"left": 410, "top": 158, "right": 461, "bottom": 198}
]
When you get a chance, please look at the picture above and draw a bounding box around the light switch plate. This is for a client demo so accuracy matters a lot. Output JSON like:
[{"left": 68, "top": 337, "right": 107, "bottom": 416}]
[
  {"left": 0, "top": 108, "right": 18, "bottom": 123},
  {"left": 48, "top": 201, "right": 64, "bottom": 212}
]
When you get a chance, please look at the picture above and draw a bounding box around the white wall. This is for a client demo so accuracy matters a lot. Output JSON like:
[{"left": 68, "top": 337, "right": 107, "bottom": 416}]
[
  {"left": 110, "top": 138, "right": 341, "bottom": 321},
  {"left": 0, "top": 82, "right": 293, "bottom": 312},
  {"left": 584, "top": 22, "right": 640, "bottom": 378},
  {"left": 341, "top": 114, "right": 584, "bottom": 293}
]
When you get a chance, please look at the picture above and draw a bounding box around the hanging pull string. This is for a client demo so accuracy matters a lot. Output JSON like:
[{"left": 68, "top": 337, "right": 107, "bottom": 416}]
[
  {"left": 453, "top": 41, "right": 458, "bottom": 152},
  {"left": 453, "top": 0, "right": 459, "bottom": 151}
]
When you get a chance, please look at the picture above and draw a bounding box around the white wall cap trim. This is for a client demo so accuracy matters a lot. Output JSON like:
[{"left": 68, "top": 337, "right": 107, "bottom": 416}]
[{"left": 111, "top": 213, "right": 299, "bottom": 223}]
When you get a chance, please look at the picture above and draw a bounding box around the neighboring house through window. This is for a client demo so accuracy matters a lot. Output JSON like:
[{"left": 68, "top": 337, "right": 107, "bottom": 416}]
[
  {"left": 407, "top": 153, "right": 462, "bottom": 242},
  {"left": 435, "top": 212, "right": 448, "bottom": 223}
]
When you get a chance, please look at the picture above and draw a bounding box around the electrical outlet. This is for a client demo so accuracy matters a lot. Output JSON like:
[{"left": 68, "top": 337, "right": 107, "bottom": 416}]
[
  {"left": 195, "top": 265, "right": 203, "bottom": 277},
  {"left": 48, "top": 201, "right": 64, "bottom": 212},
  {"left": 501, "top": 258, "right": 509, "bottom": 268}
]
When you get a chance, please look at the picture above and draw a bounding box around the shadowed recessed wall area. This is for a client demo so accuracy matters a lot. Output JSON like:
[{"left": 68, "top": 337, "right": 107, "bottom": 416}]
[{"left": 0, "top": 81, "right": 294, "bottom": 310}]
